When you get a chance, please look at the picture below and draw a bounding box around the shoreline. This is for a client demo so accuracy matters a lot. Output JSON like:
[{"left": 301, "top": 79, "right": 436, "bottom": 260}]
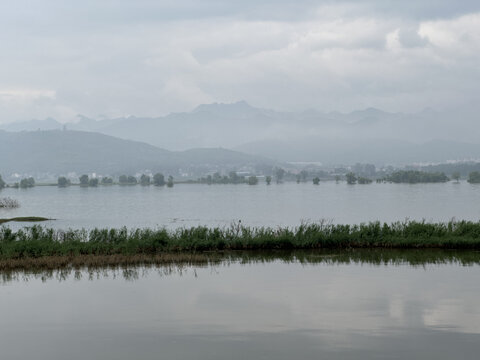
[{"left": 1, "top": 221, "right": 480, "bottom": 269}]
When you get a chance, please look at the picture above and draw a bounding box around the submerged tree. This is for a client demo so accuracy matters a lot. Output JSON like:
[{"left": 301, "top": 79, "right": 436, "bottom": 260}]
[
  {"left": 248, "top": 176, "right": 258, "bottom": 185},
  {"left": 57, "top": 176, "right": 70, "bottom": 187},
  {"left": 345, "top": 172, "right": 357, "bottom": 185},
  {"left": 0, "top": 175, "right": 5, "bottom": 189},
  {"left": 265, "top": 175, "right": 272, "bottom": 185},
  {"left": 335, "top": 175, "right": 341, "bottom": 183},
  {"left": 127, "top": 176, "right": 137, "bottom": 185},
  {"left": 167, "top": 175, "right": 174, "bottom": 188},
  {"left": 452, "top": 172, "right": 461, "bottom": 183},
  {"left": 153, "top": 173, "right": 165, "bottom": 186},
  {"left": 79, "top": 174, "right": 89, "bottom": 186},
  {"left": 275, "top": 167, "right": 285, "bottom": 183},
  {"left": 357, "top": 177, "right": 373, "bottom": 184},
  {"left": 101, "top": 177, "right": 113, "bottom": 185},
  {"left": 20, "top": 177, "right": 35, "bottom": 188},
  {"left": 300, "top": 170, "right": 308, "bottom": 182},
  {"left": 89, "top": 178, "right": 99, "bottom": 187},
  {"left": 313, "top": 177, "right": 320, "bottom": 185},
  {"left": 140, "top": 174, "right": 151, "bottom": 186},
  {"left": 468, "top": 171, "right": 480, "bottom": 184}
]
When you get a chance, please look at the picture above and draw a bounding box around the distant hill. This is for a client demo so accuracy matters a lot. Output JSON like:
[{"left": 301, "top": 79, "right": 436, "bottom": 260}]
[
  {"left": 0, "top": 130, "right": 275, "bottom": 176},
  {"left": 234, "top": 138, "right": 480, "bottom": 165},
  {"left": 2, "top": 101, "right": 480, "bottom": 165}
]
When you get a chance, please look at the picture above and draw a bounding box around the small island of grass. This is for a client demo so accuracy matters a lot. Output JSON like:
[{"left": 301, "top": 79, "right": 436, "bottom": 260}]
[{"left": 0, "top": 217, "right": 51, "bottom": 225}]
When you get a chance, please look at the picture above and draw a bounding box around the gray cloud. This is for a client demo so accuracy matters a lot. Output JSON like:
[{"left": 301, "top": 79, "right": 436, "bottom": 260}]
[{"left": 0, "top": 1, "right": 479, "bottom": 122}]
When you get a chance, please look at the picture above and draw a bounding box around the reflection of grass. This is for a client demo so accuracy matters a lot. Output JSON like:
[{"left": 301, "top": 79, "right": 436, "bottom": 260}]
[
  {"left": 1, "top": 249, "right": 480, "bottom": 282},
  {"left": 1, "top": 221, "right": 480, "bottom": 264},
  {"left": 0, "top": 217, "right": 50, "bottom": 225}
]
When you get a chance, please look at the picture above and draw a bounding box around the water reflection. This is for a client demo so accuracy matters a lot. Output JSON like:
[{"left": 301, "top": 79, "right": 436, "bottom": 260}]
[
  {"left": 1, "top": 249, "right": 479, "bottom": 359},
  {"left": 2, "top": 249, "right": 480, "bottom": 284}
]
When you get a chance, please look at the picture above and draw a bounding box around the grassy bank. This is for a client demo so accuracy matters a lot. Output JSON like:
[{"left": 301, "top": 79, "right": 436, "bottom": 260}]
[{"left": 1, "top": 221, "right": 480, "bottom": 263}]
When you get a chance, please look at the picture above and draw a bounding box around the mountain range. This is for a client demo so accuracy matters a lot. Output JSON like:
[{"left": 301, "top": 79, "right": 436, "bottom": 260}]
[{"left": 2, "top": 101, "right": 480, "bottom": 166}]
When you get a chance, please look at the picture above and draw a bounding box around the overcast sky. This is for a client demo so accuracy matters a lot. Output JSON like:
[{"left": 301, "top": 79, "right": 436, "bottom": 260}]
[{"left": 1, "top": 0, "right": 479, "bottom": 123}]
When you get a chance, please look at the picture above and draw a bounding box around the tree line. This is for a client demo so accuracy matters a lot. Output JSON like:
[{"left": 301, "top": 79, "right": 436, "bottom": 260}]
[
  {"left": 1, "top": 169, "right": 480, "bottom": 190},
  {"left": 60, "top": 173, "right": 175, "bottom": 188}
]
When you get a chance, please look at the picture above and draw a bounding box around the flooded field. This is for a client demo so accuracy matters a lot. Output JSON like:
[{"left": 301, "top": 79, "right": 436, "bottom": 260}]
[{"left": 1, "top": 250, "right": 479, "bottom": 359}]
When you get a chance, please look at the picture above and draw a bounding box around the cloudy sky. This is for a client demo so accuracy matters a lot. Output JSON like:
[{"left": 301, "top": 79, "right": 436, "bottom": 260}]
[{"left": 1, "top": 0, "right": 479, "bottom": 123}]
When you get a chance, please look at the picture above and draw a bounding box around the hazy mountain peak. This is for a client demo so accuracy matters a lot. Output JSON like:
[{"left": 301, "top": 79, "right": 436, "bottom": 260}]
[
  {"left": 193, "top": 100, "right": 257, "bottom": 114},
  {"left": 351, "top": 107, "right": 389, "bottom": 117}
]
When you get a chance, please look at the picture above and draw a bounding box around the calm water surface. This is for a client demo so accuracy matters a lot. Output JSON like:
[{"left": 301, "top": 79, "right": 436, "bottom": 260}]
[
  {"left": 1, "top": 181, "right": 480, "bottom": 229},
  {"left": 2, "top": 184, "right": 480, "bottom": 358},
  {"left": 1, "top": 251, "right": 479, "bottom": 359}
]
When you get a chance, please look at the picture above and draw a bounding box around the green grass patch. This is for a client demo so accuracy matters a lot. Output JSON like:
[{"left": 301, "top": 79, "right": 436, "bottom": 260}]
[{"left": 1, "top": 220, "right": 480, "bottom": 262}]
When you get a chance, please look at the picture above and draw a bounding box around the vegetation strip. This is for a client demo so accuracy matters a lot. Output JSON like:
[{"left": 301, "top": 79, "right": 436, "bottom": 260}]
[
  {"left": 0, "top": 217, "right": 51, "bottom": 225},
  {"left": 1, "top": 221, "right": 480, "bottom": 263}
]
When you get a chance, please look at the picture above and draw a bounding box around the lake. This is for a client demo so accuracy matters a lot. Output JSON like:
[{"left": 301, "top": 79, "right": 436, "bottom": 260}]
[
  {"left": 1, "top": 250, "right": 479, "bottom": 359},
  {"left": 1, "top": 181, "right": 480, "bottom": 230}
]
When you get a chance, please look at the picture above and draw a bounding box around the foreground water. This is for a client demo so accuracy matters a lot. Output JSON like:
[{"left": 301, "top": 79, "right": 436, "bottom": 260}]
[
  {"left": 1, "top": 181, "right": 480, "bottom": 230},
  {"left": 1, "top": 250, "right": 479, "bottom": 359}
]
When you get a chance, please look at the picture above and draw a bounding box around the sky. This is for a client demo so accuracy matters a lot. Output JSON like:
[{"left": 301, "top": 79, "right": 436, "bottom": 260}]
[{"left": 1, "top": 0, "right": 479, "bottom": 123}]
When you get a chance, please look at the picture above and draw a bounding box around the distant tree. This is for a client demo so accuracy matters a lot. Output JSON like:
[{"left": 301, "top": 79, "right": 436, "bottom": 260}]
[
  {"left": 357, "top": 177, "right": 373, "bottom": 184},
  {"left": 153, "top": 173, "right": 165, "bottom": 186},
  {"left": 12, "top": 182, "right": 19, "bottom": 189},
  {"left": 206, "top": 174, "right": 213, "bottom": 185},
  {"left": 19, "top": 179, "right": 28, "bottom": 188},
  {"left": 167, "top": 175, "right": 174, "bottom": 188},
  {"left": 248, "top": 176, "right": 258, "bottom": 185},
  {"left": 345, "top": 172, "right": 357, "bottom": 185},
  {"left": 57, "top": 176, "right": 69, "bottom": 187},
  {"left": 313, "top": 177, "right": 320, "bottom": 185},
  {"left": 89, "top": 178, "right": 99, "bottom": 187},
  {"left": 140, "top": 174, "right": 151, "bottom": 186},
  {"left": 127, "top": 176, "right": 137, "bottom": 185},
  {"left": 101, "top": 177, "right": 113, "bottom": 185},
  {"left": 229, "top": 171, "right": 240, "bottom": 184},
  {"left": 79, "top": 174, "right": 89, "bottom": 186},
  {"left": 265, "top": 175, "right": 272, "bottom": 185},
  {"left": 468, "top": 171, "right": 480, "bottom": 184},
  {"left": 275, "top": 168, "right": 285, "bottom": 183},
  {"left": 300, "top": 170, "right": 308, "bottom": 182},
  {"left": 385, "top": 170, "right": 448, "bottom": 184},
  {"left": 335, "top": 175, "right": 341, "bottom": 183},
  {"left": 452, "top": 172, "right": 461, "bottom": 183},
  {"left": 213, "top": 172, "right": 222, "bottom": 183},
  {"left": 20, "top": 177, "right": 35, "bottom": 188},
  {"left": 119, "top": 175, "right": 128, "bottom": 185},
  {"left": 0, "top": 175, "right": 5, "bottom": 189}
]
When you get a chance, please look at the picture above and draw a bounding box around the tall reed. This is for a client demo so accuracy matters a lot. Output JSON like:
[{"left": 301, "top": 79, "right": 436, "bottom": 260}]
[{"left": 1, "top": 220, "right": 480, "bottom": 261}]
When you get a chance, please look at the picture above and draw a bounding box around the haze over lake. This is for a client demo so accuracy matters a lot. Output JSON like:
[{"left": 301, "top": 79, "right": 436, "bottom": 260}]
[
  {"left": 2, "top": 0, "right": 480, "bottom": 359},
  {"left": 2, "top": 182, "right": 480, "bottom": 230}
]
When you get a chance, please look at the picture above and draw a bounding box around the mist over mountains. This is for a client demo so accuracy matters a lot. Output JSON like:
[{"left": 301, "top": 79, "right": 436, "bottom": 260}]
[
  {"left": 0, "top": 130, "right": 274, "bottom": 177},
  {"left": 2, "top": 101, "right": 480, "bottom": 169}
]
